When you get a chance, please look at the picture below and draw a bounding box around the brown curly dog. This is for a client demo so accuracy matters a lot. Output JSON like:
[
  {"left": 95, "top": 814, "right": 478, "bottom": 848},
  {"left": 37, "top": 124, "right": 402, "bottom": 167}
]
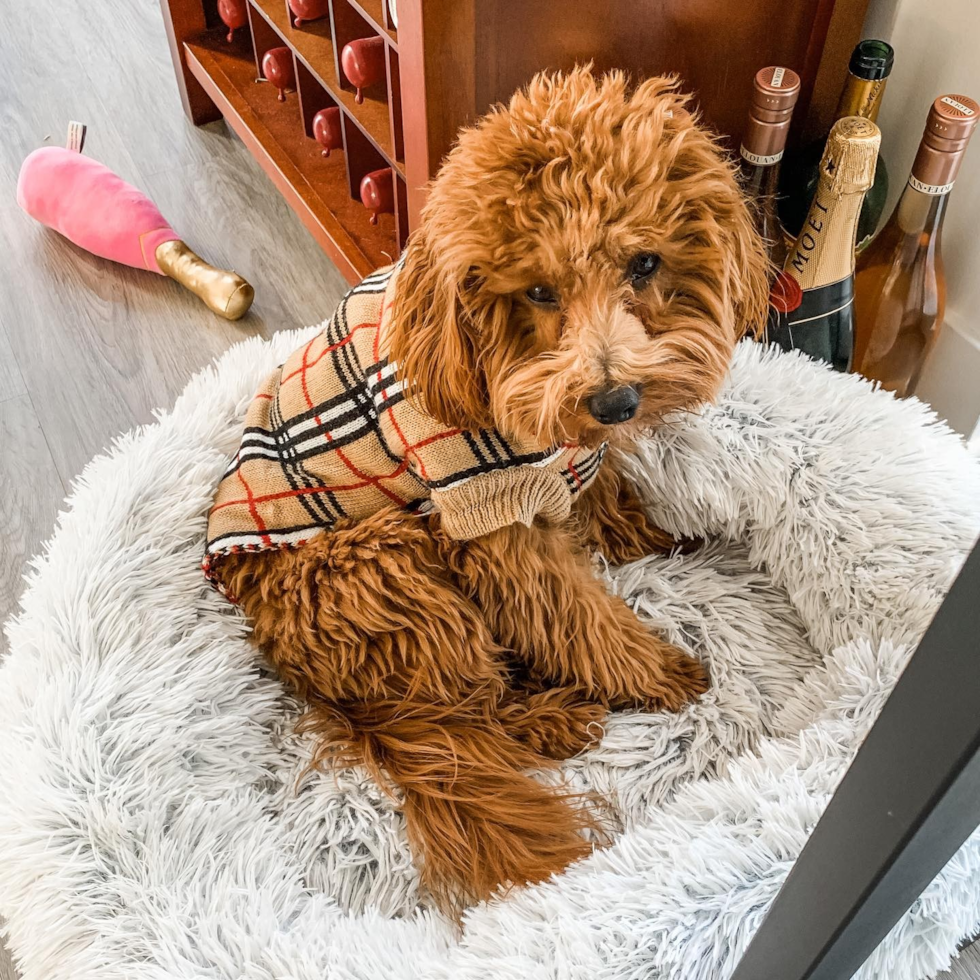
[{"left": 215, "top": 67, "right": 769, "bottom": 914}]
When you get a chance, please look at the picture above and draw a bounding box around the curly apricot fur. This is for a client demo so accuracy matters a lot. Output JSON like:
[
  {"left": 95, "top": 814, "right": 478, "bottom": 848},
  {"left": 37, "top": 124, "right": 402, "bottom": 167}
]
[{"left": 221, "top": 67, "right": 769, "bottom": 915}]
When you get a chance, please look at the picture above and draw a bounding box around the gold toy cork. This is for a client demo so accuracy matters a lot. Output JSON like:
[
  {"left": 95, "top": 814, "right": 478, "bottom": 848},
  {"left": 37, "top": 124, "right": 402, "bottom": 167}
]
[{"left": 155, "top": 240, "right": 255, "bottom": 321}]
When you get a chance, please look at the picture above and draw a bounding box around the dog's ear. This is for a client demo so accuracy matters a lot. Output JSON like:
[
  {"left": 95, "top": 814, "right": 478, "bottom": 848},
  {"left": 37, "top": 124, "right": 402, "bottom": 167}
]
[
  {"left": 626, "top": 76, "right": 771, "bottom": 339},
  {"left": 387, "top": 234, "right": 493, "bottom": 430},
  {"left": 724, "top": 190, "right": 772, "bottom": 339}
]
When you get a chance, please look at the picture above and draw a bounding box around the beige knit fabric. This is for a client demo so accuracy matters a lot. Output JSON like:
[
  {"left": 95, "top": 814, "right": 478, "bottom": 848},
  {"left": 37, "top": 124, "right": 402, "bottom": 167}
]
[{"left": 204, "top": 264, "right": 605, "bottom": 596}]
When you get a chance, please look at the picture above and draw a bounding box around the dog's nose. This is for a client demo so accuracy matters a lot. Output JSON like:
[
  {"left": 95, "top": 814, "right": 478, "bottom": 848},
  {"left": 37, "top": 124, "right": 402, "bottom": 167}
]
[{"left": 587, "top": 386, "right": 641, "bottom": 425}]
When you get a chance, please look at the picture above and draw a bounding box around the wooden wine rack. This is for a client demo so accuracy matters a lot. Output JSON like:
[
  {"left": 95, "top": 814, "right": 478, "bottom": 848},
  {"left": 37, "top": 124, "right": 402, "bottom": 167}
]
[
  {"left": 166, "top": 0, "right": 405, "bottom": 282},
  {"left": 162, "top": 0, "right": 871, "bottom": 287}
]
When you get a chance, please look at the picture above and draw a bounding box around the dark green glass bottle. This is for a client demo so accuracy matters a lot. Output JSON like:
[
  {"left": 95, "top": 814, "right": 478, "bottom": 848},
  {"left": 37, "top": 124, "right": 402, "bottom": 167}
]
[{"left": 778, "top": 39, "right": 894, "bottom": 251}]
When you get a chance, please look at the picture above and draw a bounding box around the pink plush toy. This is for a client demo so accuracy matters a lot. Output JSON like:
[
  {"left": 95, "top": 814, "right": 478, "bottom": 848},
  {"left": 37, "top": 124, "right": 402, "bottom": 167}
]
[{"left": 17, "top": 144, "right": 254, "bottom": 320}]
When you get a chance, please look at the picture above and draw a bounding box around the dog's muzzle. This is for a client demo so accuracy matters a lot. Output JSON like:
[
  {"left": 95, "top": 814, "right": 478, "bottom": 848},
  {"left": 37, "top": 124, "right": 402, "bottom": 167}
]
[{"left": 587, "top": 385, "right": 641, "bottom": 425}]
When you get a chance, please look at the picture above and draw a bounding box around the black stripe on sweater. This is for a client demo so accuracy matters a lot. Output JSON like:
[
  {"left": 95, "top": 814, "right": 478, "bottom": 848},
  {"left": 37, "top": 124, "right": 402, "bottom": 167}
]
[
  {"left": 271, "top": 393, "right": 345, "bottom": 527},
  {"left": 425, "top": 448, "right": 558, "bottom": 491}
]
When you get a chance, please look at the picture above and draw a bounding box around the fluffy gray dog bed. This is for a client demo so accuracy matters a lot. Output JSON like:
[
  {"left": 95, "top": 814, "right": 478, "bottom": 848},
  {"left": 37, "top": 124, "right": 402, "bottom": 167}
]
[{"left": 1, "top": 334, "right": 978, "bottom": 980}]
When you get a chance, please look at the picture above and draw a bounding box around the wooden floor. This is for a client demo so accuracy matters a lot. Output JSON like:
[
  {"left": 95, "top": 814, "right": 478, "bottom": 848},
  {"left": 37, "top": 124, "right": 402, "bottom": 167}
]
[
  {"left": 0, "top": 1, "right": 976, "bottom": 978},
  {"left": 0, "top": 0, "right": 348, "bottom": 660},
  {"left": 0, "top": 1, "right": 346, "bottom": 976}
]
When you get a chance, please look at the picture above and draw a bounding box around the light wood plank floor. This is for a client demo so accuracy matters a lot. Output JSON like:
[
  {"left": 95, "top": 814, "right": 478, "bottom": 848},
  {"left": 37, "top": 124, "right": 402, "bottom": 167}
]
[
  {"left": 0, "top": 1, "right": 976, "bottom": 978},
  {"left": 0, "top": 2, "right": 345, "bottom": 977},
  {"left": 0, "top": 0, "right": 347, "bottom": 653}
]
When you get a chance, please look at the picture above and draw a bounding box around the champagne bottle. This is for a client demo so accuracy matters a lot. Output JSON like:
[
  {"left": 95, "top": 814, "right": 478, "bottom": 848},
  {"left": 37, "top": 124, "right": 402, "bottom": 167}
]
[
  {"left": 739, "top": 66, "right": 801, "bottom": 269},
  {"left": 768, "top": 117, "right": 881, "bottom": 371},
  {"left": 778, "top": 39, "right": 894, "bottom": 250},
  {"left": 852, "top": 94, "right": 979, "bottom": 396}
]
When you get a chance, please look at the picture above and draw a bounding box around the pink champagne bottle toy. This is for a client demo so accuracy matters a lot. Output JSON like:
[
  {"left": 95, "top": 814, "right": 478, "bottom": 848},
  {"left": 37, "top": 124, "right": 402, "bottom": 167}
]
[{"left": 17, "top": 136, "right": 254, "bottom": 320}]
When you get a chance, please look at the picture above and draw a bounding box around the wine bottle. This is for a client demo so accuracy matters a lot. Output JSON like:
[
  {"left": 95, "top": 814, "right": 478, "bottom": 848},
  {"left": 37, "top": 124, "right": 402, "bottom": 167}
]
[
  {"left": 739, "top": 66, "right": 801, "bottom": 269},
  {"left": 767, "top": 117, "right": 881, "bottom": 371},
  {"left": 778, "top": 39, "right": 894, "bottom": 250},
  {"left": 852, "top": 94, "right": 979, "bottom": 397}
]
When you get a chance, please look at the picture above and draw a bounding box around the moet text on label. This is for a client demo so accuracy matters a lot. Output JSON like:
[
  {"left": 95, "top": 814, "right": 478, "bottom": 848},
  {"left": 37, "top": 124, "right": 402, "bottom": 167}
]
[{"left": 790, "top": 198, "right": 830, "bottom": 277}]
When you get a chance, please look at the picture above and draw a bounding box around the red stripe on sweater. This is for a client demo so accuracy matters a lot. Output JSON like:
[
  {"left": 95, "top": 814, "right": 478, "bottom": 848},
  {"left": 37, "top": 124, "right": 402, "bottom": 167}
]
[
  {"left": 210, "top": 463, "right": 413, "bottom": 513},
  {"left": 296, "top": 332, "right": 408, "bottom": 508},
  {"left": 280, "top": 322, "right": 376, "bottom": 386},
  {"left": 406, "top": 428, "right": 464, "bottom": 453},
  {"left": 236, "top": 469, "right": 272, "bottom": 545}
]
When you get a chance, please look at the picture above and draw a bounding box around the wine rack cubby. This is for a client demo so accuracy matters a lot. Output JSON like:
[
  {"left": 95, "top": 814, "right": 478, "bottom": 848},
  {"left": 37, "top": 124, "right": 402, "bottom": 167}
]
[
  {"left": 176, "top": 0, "right": 406, "bottom": 281},
  {"left": 165, "top": 0, "right": 872, "bottom": 286}
]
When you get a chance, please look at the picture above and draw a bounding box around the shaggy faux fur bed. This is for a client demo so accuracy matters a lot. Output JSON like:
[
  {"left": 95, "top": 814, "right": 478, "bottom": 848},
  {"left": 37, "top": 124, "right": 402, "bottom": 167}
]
[{"left": 1, "top": 335, "right": 978, "bottom": 980}]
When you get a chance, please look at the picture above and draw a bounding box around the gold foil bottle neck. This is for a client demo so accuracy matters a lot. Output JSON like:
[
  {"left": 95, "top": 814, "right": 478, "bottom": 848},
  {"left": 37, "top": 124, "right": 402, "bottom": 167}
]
[
  {"left": 820, "top": 117, "right": 881, "bottom": 196},
  {"left": 835, "top": 75, "right": 888, "bottom": 123},
  {"left": 834, "top": 39, "right": 894, "bottom": 123},
  {"left": 784, "top": 117, "right": 881, "bottom": 291}
]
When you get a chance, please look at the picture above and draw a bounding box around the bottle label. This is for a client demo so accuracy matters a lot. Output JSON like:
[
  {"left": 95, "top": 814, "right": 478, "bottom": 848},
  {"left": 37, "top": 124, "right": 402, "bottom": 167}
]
[
  {"left": 768, "top": 275, "right": 854, "bottom": 371},
  {"left": 771, "top": 67, "right": 786, "bottom": 87},
  {"left": 908, "top": 174, "right": 955, "bottom": 196},
  {"left": 784, "top": 275, "right": 854, "bottom": 327},
  {"left": 740, "top": 145, "right": 784, "bottom": 166},
  {"left": 940, "top": 95, "right": 976, "bottom": 116}
]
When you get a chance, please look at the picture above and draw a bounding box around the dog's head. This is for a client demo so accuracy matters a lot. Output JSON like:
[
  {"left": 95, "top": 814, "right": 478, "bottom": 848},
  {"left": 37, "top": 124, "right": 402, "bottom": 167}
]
[{"left": 389, "top": 67, "right": 769, "bottom": 447}]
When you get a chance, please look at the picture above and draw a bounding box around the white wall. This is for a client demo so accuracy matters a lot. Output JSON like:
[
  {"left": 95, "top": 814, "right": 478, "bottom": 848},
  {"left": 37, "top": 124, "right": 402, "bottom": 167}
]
[{"left": 862, "top": 0, "right": 980, "bottom": 443}]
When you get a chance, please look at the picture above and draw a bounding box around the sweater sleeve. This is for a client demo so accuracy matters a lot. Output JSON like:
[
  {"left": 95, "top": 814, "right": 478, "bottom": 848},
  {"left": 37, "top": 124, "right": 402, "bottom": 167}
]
[{"left": 429, "top": 463, "right": 573, "bottom": 540}]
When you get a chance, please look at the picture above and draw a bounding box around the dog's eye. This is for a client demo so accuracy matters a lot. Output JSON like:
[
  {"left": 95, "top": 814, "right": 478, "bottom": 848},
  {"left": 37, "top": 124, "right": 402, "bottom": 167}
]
[
  {"left": 627, "top": 253, "right": 660, "bottom": 285},
  {"left": 525, "top": 284, "right": 558, "bottom": 306}
]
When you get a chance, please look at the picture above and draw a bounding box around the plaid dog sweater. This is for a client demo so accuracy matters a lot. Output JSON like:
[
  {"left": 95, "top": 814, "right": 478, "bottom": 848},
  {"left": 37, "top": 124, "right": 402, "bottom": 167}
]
[{"left": 204, "top": 263, "right": 605, "bottom": 597}]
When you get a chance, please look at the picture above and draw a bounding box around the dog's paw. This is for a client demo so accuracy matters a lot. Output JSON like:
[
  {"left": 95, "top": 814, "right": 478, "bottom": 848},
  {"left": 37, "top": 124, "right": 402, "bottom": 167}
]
[
  {"left": 532, "top": 699, "right": 608, "bottom": 759},
  {"left": 617, "top": 637, "right": 709, "bottom": 714},
  {"left": 652, "top": 645, "right": 709, "bottom": 711},
  {"left": 498, "top": 690, "right": 608, "bottom": 760},
  {"left": 598, "top": 522, "right": 679, "bottom": 564}
]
